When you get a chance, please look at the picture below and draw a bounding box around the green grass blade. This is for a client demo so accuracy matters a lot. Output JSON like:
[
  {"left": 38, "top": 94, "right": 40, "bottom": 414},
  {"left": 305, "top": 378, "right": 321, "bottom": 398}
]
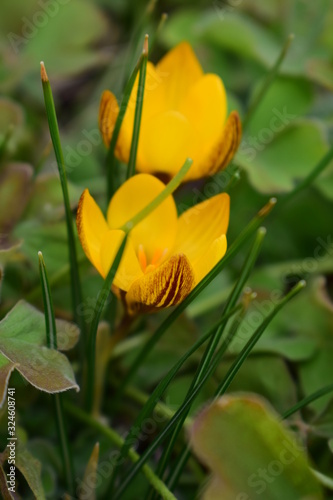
[
  {"left": 84, "top": 235, "right": 128, "bottom": 413},
  {"left": 242, "top": 34, "right": 294, "bottom": 130},
  {"left": 38, "top": 251, "right": 75, "bottom": 495},
  {"left": 164, "top": 308, "right": 248, "bottom": 493},
  {"left": 40, "top": 63, "right": 85, "bottom": 344},
  {"left": 114, "top": 200, "right": 275, "bottom": 403},
  {"left": 126, "top": 34, "right": 148, "bottom": 179},
  {"left": 65, "top": 403, "right": 177, "bottom": 500},
  {"left": 151, "top": 229, "right": 266, "bottom": 494},
  {"left": 106, "top": 305, "right": 241, "bottom": 496},
  {"left": 215, "top": 280, "right": 306, "bottom": 398},
  {"left": 282, "top": 383, "right": 333, "bottom": 420},
  {"left": 112, "top": 281, "right": 305, "bottom": 499},
  {"left": 106, "top": 37, "right": 147, "bottom": 199}
]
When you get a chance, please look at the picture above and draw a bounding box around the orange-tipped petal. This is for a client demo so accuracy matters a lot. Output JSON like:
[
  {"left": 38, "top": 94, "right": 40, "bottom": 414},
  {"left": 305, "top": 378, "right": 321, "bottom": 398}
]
[
  {"left": 208, "top": 110, "right": 242, "bottom": 176},
  {"left": 125, "top": 254, "right": 195, "bottom": 315},
  {"left": 76, "top": 189, "right": 109, "bottom": 275},
  {"left": 99, "top": 90, "right": 119, "bottom": 147}
]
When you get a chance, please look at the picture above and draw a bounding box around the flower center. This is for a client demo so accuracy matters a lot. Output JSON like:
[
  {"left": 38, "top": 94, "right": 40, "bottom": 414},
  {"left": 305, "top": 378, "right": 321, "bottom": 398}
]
[{"left": 138, "top": 244, "right": 168, "bottom": 274}]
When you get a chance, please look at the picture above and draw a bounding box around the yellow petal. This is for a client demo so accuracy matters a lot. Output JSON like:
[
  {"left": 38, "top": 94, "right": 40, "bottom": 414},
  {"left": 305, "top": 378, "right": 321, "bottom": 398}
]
[
  {"left": 174, "top": 193, "right": 230, "bottom": 278},
  {"left": 192, "top": 235, "right": 227, "bottom": 284},
  {"left": 139, "top": 110, "right": 192, "bottom": 175},
  {"left": 156, "top": 42, "right": 203, "bottom": 108},
  {"left": 99, "top": 90, "right": 119, "bottom": 147},
  {"left": 125, "top": 254, "right": 195, "bottom": 315},
  {"left": 100, "top": 230, "right": 143, "bottom": 291},
  {"left": 76, "top": 189, "right": 109, "bottom": 275},
  {"left": 204, "top": 110, "right": 242, "bottom": 177},
  {"left": 107, "top": 174, "right": 178, "bottom": 262}
]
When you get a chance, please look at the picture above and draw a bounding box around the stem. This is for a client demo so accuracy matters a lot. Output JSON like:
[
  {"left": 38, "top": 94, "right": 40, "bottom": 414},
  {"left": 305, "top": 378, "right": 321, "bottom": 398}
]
[
  {"left": 85, "top": 235, "right": 127, "bottom": 413},
  {"left": 38, "top": 252, "right": 75, "bottom": 495},
  {"left": 126, "top": 35, "right": 149, "bottom": 179},
  {"left": 242, "top": 34, "right": 294, "bottom": 130},
  {"left": 282, "top": 383, "right": 333, "bottom": 420},
  {"left": 40, "top": 62, "right": 85, "bottom": 344},
  {"left": 65, "top": 403, "right": 177, "bottom": 500}
]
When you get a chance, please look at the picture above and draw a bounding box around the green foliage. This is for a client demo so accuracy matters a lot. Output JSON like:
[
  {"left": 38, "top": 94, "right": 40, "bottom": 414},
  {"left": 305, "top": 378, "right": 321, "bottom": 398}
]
[
  {"left": 190, "top": 394, "right": 322, "bottom": 500},
  {"left": 1, "top": 0, "right": 333, "bottom": 498},
  {"left": 0, "top": 301, "right": 79, "bottom": 405}
]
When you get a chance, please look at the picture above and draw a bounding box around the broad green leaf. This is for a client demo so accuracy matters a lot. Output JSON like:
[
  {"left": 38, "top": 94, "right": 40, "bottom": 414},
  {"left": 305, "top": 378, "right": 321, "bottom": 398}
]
[
  {"left": 0, "top": 0, "right": 108, "bottom": 96},
  {"left": 24, "top": 173, "right": 84, "bottom": 223},
  {"left": 190, "top": 394, "right": 322, "bottom": 500},
  {"left": 236, "top": 119, "right": 333, "bottom": 195},
  {"left": 16, "top": 445, "right": 46, "bottom": 500},
  {"left": 0, "top": 163, "right": 33, "bottom": 238},
  {"left": 13, "top": 220, "right": 83, "bottom": 275},
  {"left": 0, "top": 300, "right": 79, "bottom": 406},
  {"left": 215, "top": 357, "right": 297, "bottom": 415},
  {"left": 161, "top": 9, "right": 281, "bottom": 66},
  {"left": 245, "top": 76, "right": 314, "bottom": 139},
  {"left": 0, "top": 463, "right": 14, "bottom": 500}
]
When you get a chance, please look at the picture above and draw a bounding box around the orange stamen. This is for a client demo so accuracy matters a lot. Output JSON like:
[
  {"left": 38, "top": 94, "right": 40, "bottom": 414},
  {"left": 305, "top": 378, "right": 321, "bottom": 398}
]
[
  {"left": 138, "top": 245, "right": 169, "bottom": 274},
  {"left": 138, "top": 244, "right": 147, "bottom": 272}
]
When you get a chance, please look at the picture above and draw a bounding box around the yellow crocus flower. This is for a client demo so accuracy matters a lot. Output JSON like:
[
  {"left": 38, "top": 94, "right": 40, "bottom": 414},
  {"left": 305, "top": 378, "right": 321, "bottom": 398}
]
[
  {"left": 99, "top": 42, "right": 241, "bottom": 181},
  {"left": 76, "top": 174, "right": 229, "bottom": 314}
]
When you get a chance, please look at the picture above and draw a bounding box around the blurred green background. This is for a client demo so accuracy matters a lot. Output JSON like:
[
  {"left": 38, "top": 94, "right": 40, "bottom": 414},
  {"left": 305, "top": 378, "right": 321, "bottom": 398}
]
[{"left": 1, "top": 0, "right": 333, "bottom": 498}]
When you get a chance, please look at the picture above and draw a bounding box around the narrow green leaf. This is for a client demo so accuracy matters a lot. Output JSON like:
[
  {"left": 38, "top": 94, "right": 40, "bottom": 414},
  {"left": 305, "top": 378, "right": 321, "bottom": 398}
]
[
  {"left": 40, "top": 62, "right": 85, "bottom": 344},
  {"left": 282, "top": 383, "right": 333, "bottom": 420},
  {"left": 38, "top": 251, "right": 75, "bottom": 496},
  {"left": 112, "top": 281, "right": 305, "bottom": 498},
  {"left": 243, "top": 34, "right": 294, "bottom": 130},
  {"left": 114, "top": 199, "right": 277, "bottom": 402},
  {"left": 106, "top": 38, "right": 147, "bottom": 198},
  {"left": 126, "top": 34, "right": 149, "bottom": 179},
  {"left": 153, "top": 229, "right": 266, "bottom": 493},
  {"left": 107, "top": 305, "right": 241, "bottom": 496},
  {"left": 281, "top": 145, "right": 333, "bottom": 205},
  {"left": 215, "top": 280, "right": 306, "bottom": 398}
]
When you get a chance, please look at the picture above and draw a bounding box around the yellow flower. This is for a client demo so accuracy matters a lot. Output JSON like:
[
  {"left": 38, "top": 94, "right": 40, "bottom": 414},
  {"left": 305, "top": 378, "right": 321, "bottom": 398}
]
[
  {"left": 99, "top": 42, "right": 241, "bottom": 181},
  {"left": 76, "top": 174, "right": 229, "bottom": 314}
]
